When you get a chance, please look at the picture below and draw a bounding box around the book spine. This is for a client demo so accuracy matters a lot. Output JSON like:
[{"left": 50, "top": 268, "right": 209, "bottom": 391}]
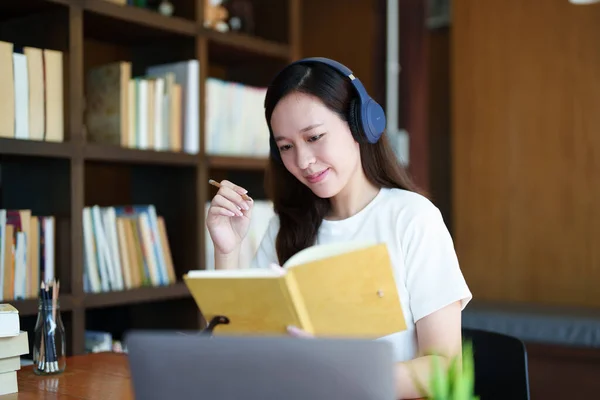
[{"left": 284, "top": 273, "right": 314, "bottom": 335}]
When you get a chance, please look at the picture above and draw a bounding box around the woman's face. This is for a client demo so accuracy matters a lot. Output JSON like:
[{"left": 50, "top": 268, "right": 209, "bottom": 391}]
[{"left": 270, "top": 91, "right": 362, "bottom": 199}]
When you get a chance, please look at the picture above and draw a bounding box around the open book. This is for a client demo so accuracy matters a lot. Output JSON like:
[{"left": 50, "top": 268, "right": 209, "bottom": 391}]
[{"left": 183, "top": 242, "right": 407, "bottom": 337}]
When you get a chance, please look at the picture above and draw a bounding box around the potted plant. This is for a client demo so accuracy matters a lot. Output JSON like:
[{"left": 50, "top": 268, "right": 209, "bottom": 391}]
[{"left": 413, "top": 341, "right": 478, "bottom": 400}]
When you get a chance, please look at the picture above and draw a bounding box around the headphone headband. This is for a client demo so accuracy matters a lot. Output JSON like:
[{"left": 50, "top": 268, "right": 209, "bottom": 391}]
[{"left": 288, "top": 57, "right": 372, "bottom": 107}]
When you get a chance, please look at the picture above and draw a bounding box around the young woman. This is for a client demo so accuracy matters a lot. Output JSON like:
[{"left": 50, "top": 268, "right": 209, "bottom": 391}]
[{"left": 206, "top": 58, "right": 472, "bottom": 399}]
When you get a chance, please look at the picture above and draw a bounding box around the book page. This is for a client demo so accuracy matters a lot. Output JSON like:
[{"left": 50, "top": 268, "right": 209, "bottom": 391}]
[
  {"left": 287, "top": 243, "right": 407, "bottom": 337},
  {"left": 183, "top": 272, "right": 301, "bottom": 334},
  {"left": 283, "top": 240, "right": 377, "bottom": 269},
  {"left": 186, "top": 268, "right": 282, "bottom": 279}
]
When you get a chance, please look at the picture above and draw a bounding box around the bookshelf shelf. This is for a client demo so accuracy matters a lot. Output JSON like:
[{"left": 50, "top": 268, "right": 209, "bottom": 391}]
[
  {"left": 0, "top": 138, "right": 74, "bottom": 159},
  {"left": 83, "top": 0, "right": 197, "bottom": 42},
  {"left": 83, "top": 143, "right": 198, "bottom": 166},
  {"left": 12, "top": 294, "right": 75, "bottom": 317},
  {"left": 0, "top": 0, "right": 300, "bottom": 357},
  {"left": 0, "top": 0, "right": 69, "bottom": 22},
  {"left": 83, "top": 282, "right": 190, "bottom": 309},
  {"left": 207, "top": 155, "right": 268, "bottom": 170},
  {"left": 204, "top": 29, "right": 291, "bottom": 63}
]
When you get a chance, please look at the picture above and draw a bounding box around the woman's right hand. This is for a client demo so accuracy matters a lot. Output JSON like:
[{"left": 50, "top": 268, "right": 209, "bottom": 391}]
[{"left": 206, "top": 180, "right": 254, "bottom": 256}]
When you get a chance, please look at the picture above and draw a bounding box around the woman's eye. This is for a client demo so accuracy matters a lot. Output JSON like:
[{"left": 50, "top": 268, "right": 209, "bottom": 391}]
[
  {"left": 279, "top": 144, "right": 292, "bottom": 152},
  {"left": 308, "top": 134, "right": 324, "bottom": 142}
]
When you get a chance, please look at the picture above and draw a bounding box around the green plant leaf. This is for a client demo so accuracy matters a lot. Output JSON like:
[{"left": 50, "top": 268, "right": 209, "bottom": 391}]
[
  {"left": 419, "top": 340, "right": 478, "bottom": 399},
  {"left": 448, "top": 355, "right": 467, "bottom": 400},
  {"left": 431, "top": 355, "right": 449, "bottom": 400},
  {"left": 462, "top": 341, "right": 475, "bottom": 395}
]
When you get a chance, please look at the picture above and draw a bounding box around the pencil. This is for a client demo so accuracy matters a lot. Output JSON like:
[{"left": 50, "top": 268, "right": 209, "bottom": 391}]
[{"left": 208, "top": 179, "right": 252, "bottom": 201}]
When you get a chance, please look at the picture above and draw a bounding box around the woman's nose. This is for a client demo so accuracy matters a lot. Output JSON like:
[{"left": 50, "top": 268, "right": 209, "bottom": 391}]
[{"left": 295, "top": 146, "right": 316, "bottom": 170}]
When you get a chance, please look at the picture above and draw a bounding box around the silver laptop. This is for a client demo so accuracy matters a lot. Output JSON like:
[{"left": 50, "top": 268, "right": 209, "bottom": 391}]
[{"left": 125, "top": 331, "right": 396, "bottom": 400}]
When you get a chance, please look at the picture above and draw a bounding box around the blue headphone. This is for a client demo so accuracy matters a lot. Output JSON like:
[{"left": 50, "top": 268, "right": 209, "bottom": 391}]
[{"left": 268, "top": 57, "right": 386, "bottom": 161}]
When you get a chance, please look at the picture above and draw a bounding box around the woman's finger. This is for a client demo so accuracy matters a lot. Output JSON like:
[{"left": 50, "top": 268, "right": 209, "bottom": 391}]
[
  {"left": 219, "top": 179, "right": 248, "bottom": 196},
  {"left": 211, "top": 194, "right": 244, "bottom": 217},
  {"left": 286, "top": 325, "right": 313, "bottom": 338},
  {"left": 218, "top": 185, "right": 250, "bottom": 211},
  {"left": 269, "top": 263, "right": 285, "bottom": 276},
  {"left": 208, "top": 205, "right": 236, "bottom": 218}
]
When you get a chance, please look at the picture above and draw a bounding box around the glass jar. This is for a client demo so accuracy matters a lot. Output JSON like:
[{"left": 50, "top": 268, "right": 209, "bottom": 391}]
[{"left": 33, "top": 298, "right": 66, "bottom": 375}]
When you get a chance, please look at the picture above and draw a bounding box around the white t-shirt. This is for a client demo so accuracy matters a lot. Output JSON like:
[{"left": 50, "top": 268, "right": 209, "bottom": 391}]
[{"left": 250, "top": 187, "right": 472, "bottom": 362}]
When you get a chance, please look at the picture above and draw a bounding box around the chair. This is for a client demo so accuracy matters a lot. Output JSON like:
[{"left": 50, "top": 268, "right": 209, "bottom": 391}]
[{"left": 462, "top": 327, "right": 530, "bottom": 400}]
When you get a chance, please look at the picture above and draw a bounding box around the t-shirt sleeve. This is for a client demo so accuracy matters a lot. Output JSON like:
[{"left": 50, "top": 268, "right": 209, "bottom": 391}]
[
  {"left": 401, "top": 204, "right": 472, "bottom": 323},
  {"left": 250, "top": 215, "right": 280, "bottom": 269}
]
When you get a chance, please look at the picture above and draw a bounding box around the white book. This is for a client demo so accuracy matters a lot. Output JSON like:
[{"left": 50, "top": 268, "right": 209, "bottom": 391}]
[
  {"left": 103, "top": 208, "right": 123, "bottom": 290},
  {"left": 0, "top": 370, "right": 17, "bottom": 396},
  {"left": 82, "top": 208, "right": 101, "bottom": 293},
  {"left": 146, "top": 60, "right": 199, "bottom": 154},
  {"left": 13, "top": 232, "right": 26, "bottom": 300},
  {"left": 43, "top": 217, "right": 55, "bottom": 283},
  {"left": 136, "top": 79, "right": 148, "bottom": 149},
  {"left": 0, "top": 304, "right": 19, "bottom": 337},
  {"left": 12, "top": 53, "right": 28, "bottom": 140},
  {"left": 153, "top": 77, "right": 164, "bottom": 151},
  {"left": 0, "top": 210, "right": 6, "bottom": 300},
  {"left": 0, "top": 355, "right": 20, "bottom": 374},
  {"left": 91, "top": 206, "right": 112, "bottom": 291}
]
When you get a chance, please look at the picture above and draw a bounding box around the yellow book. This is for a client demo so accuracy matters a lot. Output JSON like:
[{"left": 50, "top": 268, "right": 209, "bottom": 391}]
[{"left": 183, "top": 242, "right": 407, "bottom": 337}]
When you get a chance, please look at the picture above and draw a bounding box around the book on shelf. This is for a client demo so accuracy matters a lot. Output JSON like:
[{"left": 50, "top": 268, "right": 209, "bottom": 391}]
[
  {"left": 146, "top": 60, "right": 198, "bottom": 154},
  {"left": 0, "top": 40, "right": 64, "bottom": 142},
  {"left": 85, "top": 330, "right": 127, "bottom": 354},
  {"left": 184, "top": 242, "right": 407, "bottom": 337},
  {"left": 82, "top": 205, "right": 176, "bottom": 293},
  {"left": 84, "top": 59, "right": 198, "bottom": 154},
  {"left": 0, "top": 210, "right": 56, "bottom": 302},
  {"left": 204, "top": 77, "right": 270, "bottom": 158}
]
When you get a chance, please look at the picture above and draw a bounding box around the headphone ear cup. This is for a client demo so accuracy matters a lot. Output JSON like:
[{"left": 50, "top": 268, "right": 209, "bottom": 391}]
[
  {"left": 347, "top": 97, "right": 365, "bottom": 142},
  {"left": 362, "top": 98, "right": 386, "bottom": 143}
]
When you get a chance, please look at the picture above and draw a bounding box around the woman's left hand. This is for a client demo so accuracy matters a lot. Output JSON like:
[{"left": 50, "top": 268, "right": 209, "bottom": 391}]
[{"left": 286, "top": 325, "right": 314, "bottom": 338}]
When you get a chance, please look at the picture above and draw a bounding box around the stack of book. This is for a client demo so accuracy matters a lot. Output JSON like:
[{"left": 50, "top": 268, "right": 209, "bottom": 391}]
[
  {"left": 84, "top": 59, "right": 199, "bottom": 155},
  {"left": 82, "top": 204, "right": 176, "bottom": 293},
  {"left": 1, "top": 209, "right": 56, "bottom": 302},
  {"left": 0, "top": 40, "right": 64, "bottom": 142},
  {"left": 204, "top": 77, "right": 270, "bottom": 158},
  {"left": 0, "top": 304, "right": 29, "bottom": 396}
]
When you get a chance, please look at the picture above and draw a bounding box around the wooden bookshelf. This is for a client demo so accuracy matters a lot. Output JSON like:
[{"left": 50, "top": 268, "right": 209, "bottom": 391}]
[
  {"left": 83, "top": 143, "right": 198, "bottom": 166},
  {"left": 83, "top": 282, "right": 190, "bottom": 309},
  {"left": 204, "top": 28, "right": 291, "bottom": 61},
  {"left": 207, "top": 155, "right": 268, "bottom": 170},
  {"left": 0, "top": 138, "right": 74, "bottom": 159},
  {"left": 0, "top": 0, "right": 299, "bottom": 356}
]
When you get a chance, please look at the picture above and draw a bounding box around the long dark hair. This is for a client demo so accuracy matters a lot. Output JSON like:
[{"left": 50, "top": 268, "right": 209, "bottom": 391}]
[{"left": 264, "top": 61, "right": 421, "bottom": 265}]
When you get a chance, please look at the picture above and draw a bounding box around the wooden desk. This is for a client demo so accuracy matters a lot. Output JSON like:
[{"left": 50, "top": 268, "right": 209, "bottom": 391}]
[
  {"left": 11, "top": 353, "right": 133, "bottom": 399},
  {"left": 7, "top": 353, "right": 426, "bottom": 399}
]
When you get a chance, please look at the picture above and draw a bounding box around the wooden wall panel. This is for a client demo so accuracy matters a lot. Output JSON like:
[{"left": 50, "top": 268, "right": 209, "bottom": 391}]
[
  {"left": 426, "top": 27, "right": 452, "bottom": 229},
  {"left": 300, "top": 0, "right": 379, "bottom": 95},
  {"left": 452, "top": 0, "right": 600, "bottom": 307},
  {"left": 399, "top": 0, "right": 430, "bottom": 194},
  {"left": 300, "top": 0, "right": 452, "bottom": 205}
]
